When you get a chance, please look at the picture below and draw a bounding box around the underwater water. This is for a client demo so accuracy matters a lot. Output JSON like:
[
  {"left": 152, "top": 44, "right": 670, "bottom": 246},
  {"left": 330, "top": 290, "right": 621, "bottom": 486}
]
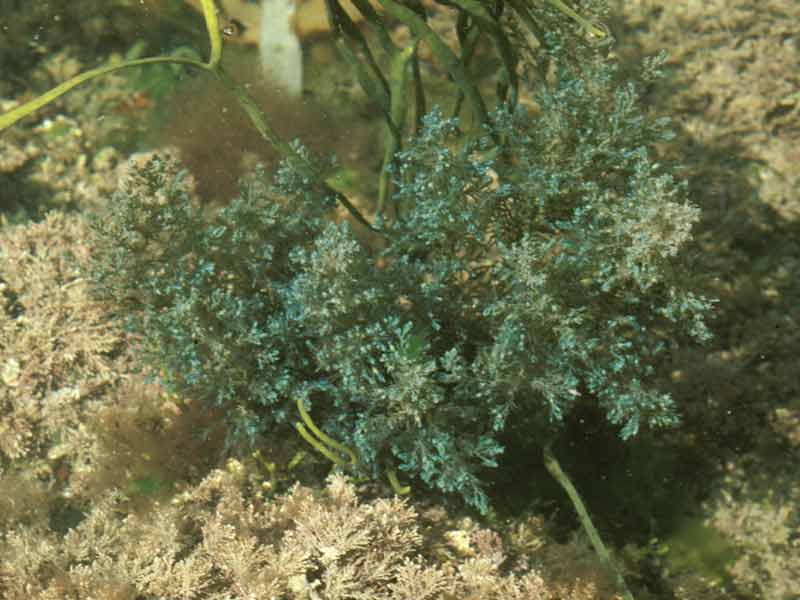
[{"left": 1, "top": 2, "right": 799, "bottom": 599}]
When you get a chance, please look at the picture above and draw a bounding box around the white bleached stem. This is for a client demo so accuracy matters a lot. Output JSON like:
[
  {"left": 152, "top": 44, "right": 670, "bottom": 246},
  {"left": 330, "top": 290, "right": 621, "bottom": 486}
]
[{"left": 259, "top": 0, "right": 303, "bottom": 97}]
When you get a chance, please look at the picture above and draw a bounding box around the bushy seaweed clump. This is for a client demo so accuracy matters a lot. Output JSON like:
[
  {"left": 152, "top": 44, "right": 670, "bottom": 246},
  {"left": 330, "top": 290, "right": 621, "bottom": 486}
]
[{"left": 86, "top": 52, "right": 715, "bottom": 514}]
